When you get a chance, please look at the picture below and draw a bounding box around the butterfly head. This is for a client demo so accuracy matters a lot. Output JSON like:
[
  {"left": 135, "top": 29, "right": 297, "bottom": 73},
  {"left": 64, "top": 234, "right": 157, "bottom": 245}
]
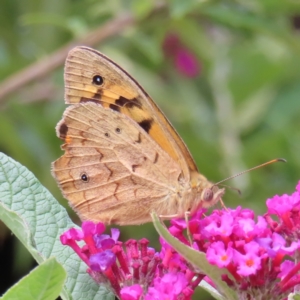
[
  {"left": 200, "top": 185, "right": 225, "bottom": 208},
  {"left": 190, "top": 173, "right": 225, "bottom": 213}
]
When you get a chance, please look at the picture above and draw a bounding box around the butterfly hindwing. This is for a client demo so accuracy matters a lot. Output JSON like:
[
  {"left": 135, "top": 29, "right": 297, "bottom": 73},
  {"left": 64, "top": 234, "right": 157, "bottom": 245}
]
[{"left": 52, "top": 102, "right": 183, "bottom": 224}]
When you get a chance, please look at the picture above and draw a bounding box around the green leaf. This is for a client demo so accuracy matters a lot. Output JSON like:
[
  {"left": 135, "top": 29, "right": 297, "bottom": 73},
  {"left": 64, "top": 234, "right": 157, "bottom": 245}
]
[
  {"left": 0, "top": 153, "right": 114, "bottom": 300},
  {"left": 169, "top": 0, "right": 202, "bottom": 18},
  {"left": 290, "top": 293, "right": 300, "bottom": 300},
  {"left": 151, "top": 212, "right": 238, "bottom": 300},
  {"left": 1, "top": 257, "right": 66, "bottom": 300},
  {"left": 199, "top": 280, "right": 224, "bottom": 300},
  {"left": 130, "top": 33, "right": 163, "bottom": 65},
  {"left": 0, "top": 200, "right": 42, "bottom": 263},
  {"left": 202, "top": 5, "right": 277, "bottom": 32},
  {"left": 131, "top": 0, "right": 155, "bottom": 19}
]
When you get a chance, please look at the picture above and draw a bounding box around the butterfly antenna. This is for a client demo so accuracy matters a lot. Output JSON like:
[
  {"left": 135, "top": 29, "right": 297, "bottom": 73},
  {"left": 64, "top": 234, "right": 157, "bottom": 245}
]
[
  {"left": 218, "top": 184, "right": 241, "bottom": 195},
  {"left": 213, "top": 158, "right": 287, "bottom": 186}
]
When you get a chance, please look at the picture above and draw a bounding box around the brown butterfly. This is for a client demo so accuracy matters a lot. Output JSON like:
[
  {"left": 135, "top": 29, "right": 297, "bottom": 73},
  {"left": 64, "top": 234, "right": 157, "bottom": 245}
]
[{"left": 51, "top": 46, "right": 224, "bottom": 225}]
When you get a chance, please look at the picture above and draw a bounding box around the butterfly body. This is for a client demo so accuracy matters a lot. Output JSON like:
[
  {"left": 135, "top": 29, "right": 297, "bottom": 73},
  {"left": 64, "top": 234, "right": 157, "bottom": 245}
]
[{"left": 52, "top": 46, "right": 224, "bottom": 225}]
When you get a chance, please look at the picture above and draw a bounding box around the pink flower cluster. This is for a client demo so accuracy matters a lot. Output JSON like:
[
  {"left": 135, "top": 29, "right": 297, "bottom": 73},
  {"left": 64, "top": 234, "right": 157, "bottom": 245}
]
[
  {"left": 61, "top": 181, "right": 300, "bottom": 300},
  {"left": 61, "top": 221, "right": 198, "bottom": 299},
  {"left": 185, "top": 181, "right": 300, "bottom": 299}
]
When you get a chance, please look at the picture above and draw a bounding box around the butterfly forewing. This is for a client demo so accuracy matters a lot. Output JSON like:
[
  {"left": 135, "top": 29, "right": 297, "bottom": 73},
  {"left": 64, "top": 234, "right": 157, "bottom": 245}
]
[{"left": 64, "top": 46, "right": 199, "bottom": 180}]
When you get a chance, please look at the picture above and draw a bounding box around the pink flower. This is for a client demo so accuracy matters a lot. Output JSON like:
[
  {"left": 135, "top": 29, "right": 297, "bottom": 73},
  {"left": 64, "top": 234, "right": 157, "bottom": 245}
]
[
  {"left": 61, "top": 181, "right": 300, "bottom": 299},
  {"left": 174, "top": 49, "right": 200, "bottom": 78},
  {"left": 206, "top": 241, "right": 233, "bottom": 267},
  {"left": 61, "top": 222, "right": 201, "bottom": 299},
  {"left": 233, "top": 242, "right": 261, "bottom": 276},
  {"left": 187, "top": 181, "right": 300, "bottom": 298},
  {"left": 267, "top": 181, "right": 300, "bottom": 216},
  {"left": 120, "top": 284, "right": 143, "bottom": 300},
  {"left": 162, "top": 33, "right": 201, "bottom": 78},
  {"left": 202, "top": 213, "right": 234, "bottom": 237},
  {"left": 266, "top": 180, "right": 300, "bottom": 234},
  {"left": 89, "top": 250, "right": 116, "bottom": 272},
  {"left": 278, "top": 260, "right": 295, "bottom": 279},
  {"left": 145, "top": 272, "right": 193, "bottom": 300}
]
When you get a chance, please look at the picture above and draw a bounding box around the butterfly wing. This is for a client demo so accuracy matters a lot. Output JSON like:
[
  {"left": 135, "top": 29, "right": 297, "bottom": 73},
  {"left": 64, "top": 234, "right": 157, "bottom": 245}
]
[
  {"left": 52, "top": 102, "right": 183, "bottom": 225},
  {"left": 64, "top": 46, "right": 199, "bottom": 181}
]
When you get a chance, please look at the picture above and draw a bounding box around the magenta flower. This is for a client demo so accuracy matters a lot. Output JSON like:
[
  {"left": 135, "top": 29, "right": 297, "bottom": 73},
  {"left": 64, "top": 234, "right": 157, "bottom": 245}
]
[
  {"left": 145, "top": 272, "right": 193, "bottom": 300},
  {"left": 60, "top": 181, "right": 300, "bottom": 299},
  {"left": 162, "top": 33, "right": 201, "bottom": 78},
  {"left": 60, "top": 221, "right": 200, "bottom": 299},
  {"left": 175, "top": 49, "right": 200, "bottom": 78},
  {"left": 120, "top": 284, "right": 143, "bottom": 300},
  {"left": 202, "top": 212, "right": 234, "bottom": 237},
  {"left": 89, "top": 250, "right": 116, "bottom": 272},
  {"left": 265, "top": 181, "right": 300, "bottom": 237},
  {"left": 232, "top": 242, "right": 262, "bottom": 276},
  {"left": 186, "top": 181, "right": 300, "bottom": 298},
  {"left": 206, "top": 241, "right": 233, "bottom": 267},
  {"left": 60, "top": 221, "right": 122, "bottom": 294}
]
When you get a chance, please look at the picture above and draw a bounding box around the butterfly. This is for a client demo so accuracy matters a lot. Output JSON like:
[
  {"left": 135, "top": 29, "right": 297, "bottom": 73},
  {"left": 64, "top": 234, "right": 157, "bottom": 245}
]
[{"left": 51, "top": 46, "right": 224, "bottom": 225}]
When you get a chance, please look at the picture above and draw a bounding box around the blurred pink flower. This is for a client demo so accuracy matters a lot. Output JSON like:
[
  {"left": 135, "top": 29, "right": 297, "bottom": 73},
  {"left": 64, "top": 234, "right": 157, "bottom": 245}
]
[{"left": 162, "top": 33, "right": 201, "bottom": 78}]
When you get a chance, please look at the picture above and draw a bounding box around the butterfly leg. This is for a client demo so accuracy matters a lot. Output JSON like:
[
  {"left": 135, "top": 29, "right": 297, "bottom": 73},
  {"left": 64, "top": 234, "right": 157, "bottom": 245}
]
[
  {"left": 158, "top": 213, "right": 180, "bottom": 219},
  {"left": 219, "top": 198, "right": 228, "bottom": 211},
  {"left": 184, "top": 211, "right": 193, "bottom": 246}
]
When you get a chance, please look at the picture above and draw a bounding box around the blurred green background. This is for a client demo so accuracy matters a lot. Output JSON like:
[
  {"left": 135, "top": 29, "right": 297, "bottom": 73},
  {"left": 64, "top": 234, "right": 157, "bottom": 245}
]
[{"left": 1, "top": 0, "right": 300, "bottom": 299}]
